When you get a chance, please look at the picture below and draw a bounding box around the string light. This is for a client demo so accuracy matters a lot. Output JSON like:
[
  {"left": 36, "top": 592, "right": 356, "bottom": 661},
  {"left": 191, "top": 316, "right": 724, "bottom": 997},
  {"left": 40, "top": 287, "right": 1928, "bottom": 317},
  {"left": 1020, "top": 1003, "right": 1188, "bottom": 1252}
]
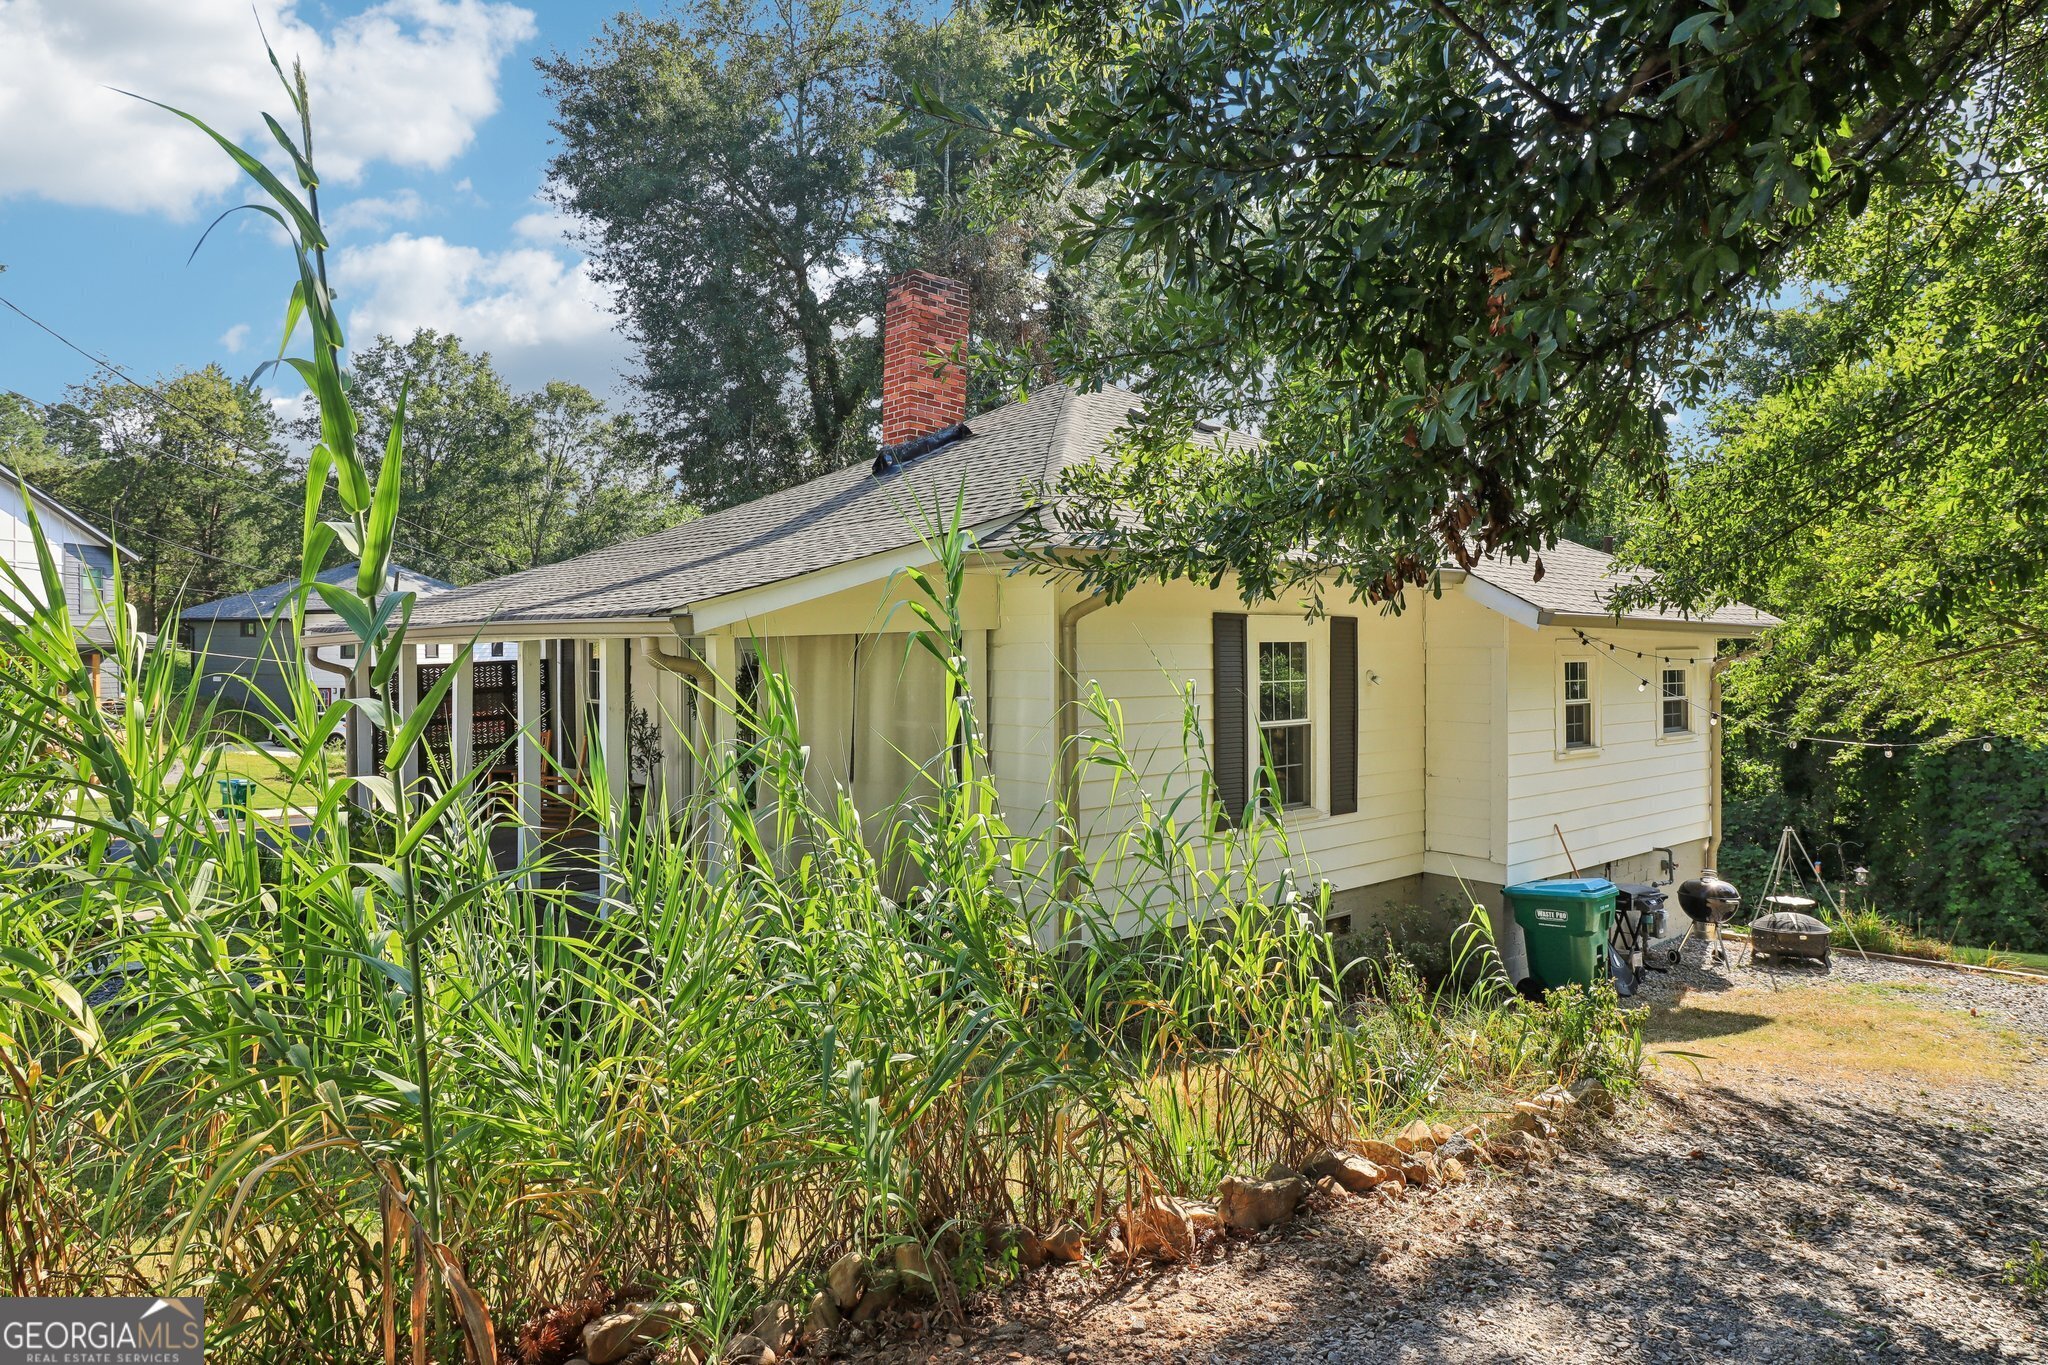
[{"left": 1570, "top": 628, "right": 2001, "bottom": 756}]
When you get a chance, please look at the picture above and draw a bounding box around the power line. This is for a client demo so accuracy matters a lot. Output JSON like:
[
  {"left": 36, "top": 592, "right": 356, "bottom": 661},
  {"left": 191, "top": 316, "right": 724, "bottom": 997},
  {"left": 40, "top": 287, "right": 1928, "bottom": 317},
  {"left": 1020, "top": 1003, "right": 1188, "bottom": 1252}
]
[{"left": 0, "top": 293, "right": 515, "bottom": 577}]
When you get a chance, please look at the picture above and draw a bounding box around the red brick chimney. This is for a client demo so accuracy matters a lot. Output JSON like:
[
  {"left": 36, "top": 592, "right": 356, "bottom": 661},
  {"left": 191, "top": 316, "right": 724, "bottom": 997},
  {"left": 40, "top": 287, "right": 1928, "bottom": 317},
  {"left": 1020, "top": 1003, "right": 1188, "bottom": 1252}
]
[{"left": 881, "top": 270, "right": 969, "bottom": 448}]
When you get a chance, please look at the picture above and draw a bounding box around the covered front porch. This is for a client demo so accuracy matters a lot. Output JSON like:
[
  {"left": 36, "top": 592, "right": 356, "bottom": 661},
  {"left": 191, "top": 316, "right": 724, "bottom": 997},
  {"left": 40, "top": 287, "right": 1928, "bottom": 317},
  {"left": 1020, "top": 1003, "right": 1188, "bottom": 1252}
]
[{"left": 322, "top": 563, "right": 993, "bottom": 893}]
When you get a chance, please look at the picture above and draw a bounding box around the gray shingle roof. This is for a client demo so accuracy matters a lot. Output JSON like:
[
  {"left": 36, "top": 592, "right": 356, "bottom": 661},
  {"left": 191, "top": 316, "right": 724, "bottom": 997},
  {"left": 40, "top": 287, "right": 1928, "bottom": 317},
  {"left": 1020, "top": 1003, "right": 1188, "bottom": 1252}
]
[
  {"left": 371, "top": 385, "right": 1137, "bottom": 633},
  {"left": 183, "top": 561, "right": 453, "bottom": 622},
  {"left": 1462, "top": 540, "right": 1779, "bottom": 630},
  {"left": 330, "top": 385, "right": 1770, "bottom": 635}
]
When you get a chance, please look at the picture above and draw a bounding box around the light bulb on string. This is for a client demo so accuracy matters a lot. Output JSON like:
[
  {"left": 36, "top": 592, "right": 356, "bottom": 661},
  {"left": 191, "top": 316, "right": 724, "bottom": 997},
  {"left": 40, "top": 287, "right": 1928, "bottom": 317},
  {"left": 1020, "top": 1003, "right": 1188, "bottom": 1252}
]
[
  {"left": 1984, "top": 741, "right": 1994, "bottom": 752},
  {"left": 1637, "top": 679, "right": 1647, "bottom": 692},
  {"left": 1884, "top": 747, "right": 1894, "bottom": 758}
]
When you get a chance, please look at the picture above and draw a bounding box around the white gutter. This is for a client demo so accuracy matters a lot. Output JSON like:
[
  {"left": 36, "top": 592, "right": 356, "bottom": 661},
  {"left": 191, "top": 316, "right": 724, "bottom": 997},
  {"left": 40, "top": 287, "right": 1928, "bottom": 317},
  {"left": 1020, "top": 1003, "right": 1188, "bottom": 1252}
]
[{"left": 303, "top": 615, "right": 668, "bottom": 647}]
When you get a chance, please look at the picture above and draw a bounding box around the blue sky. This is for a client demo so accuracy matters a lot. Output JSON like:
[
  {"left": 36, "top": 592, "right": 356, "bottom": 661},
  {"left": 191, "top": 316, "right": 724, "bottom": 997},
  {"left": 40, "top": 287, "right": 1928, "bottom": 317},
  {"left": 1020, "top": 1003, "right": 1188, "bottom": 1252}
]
[{"left": 0, "top": 0, "right": 631, "bottom": 411}]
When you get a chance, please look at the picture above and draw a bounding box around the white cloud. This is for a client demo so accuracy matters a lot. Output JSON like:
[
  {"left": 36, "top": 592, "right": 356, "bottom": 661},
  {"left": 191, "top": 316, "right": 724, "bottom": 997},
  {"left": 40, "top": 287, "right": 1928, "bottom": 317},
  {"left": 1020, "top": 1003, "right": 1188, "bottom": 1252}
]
[
  {"left": 325, "top": 189, "right": 426, "bottom": 237},
  {"left": 510, "top": 208, "right": 570, "bottom": 244},
  {"left": 0, "top": 0, "right": 536, "bottom": 216},
  {"left": 219, "top": 322, "right": 251, "bottom": 353},
  {"left": 334, "top": 231, "right": 629, "bottom": 392}
]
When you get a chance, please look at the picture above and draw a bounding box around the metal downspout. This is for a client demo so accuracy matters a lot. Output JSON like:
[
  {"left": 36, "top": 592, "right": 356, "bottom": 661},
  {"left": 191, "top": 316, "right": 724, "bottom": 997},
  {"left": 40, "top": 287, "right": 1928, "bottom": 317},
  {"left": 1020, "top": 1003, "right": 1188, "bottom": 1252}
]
[
  {"left": 1707, "top": 656, "right": 1732, "bottom": 871},
  {"left": 1055, "top": 589, "right": 1109, "bottom": 916}
]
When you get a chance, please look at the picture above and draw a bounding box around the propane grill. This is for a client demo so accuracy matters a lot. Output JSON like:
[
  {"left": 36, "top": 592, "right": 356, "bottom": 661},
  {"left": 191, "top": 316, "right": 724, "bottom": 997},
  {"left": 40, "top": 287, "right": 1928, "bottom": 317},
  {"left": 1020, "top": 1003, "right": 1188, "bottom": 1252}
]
[{"left": 1606, "top": 848, "right": 1680, "bottom": 997}]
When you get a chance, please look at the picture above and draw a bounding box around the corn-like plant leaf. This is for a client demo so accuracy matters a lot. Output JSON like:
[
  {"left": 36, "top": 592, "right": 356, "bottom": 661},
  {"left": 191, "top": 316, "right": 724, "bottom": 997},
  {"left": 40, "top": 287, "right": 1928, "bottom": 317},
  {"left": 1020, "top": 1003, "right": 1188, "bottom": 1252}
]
[
  {"left": 260, "top": 24, "right": 305, "bottom": 117},
  {"left": 312, "top": 582, "right": 378, "bottom": 643},
  {"left": 360, "top": 378, "right": 408, "bottom": 594},
  {"left": 430, "top": 1242, "right": 498, "bottom": 1365},
  {"left": 299, "top": 442, "right": 334, "bottom": 585},
  {"left": 355, "top": 773, "right": 399, "bottom": 813},
  {"left": 384, "top": 643, "right": 470, "bottom": 774},
  {"left": 395, "top": 763, "right": 491, "bottom": 858},
  {"left": 166, "top": 1125, "right": 283, "bottom": 1280},
  {"left": 262, "top": 113, "right": 319, "bottom": 190},
  {"left": 120, "top": 92, "right": 326, "bottom": 250},
  {"left": 367, "top": 600, "right": 419, "bottom": 691}
]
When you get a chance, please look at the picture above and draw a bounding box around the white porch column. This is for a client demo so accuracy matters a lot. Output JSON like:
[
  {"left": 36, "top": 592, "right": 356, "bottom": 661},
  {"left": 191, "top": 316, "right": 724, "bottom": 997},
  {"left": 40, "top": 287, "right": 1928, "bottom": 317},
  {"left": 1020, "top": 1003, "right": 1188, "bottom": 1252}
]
[
  {"left": 395, "top": 641, "right": 421, "bottom": 794},
  {"left": 516, "top": 640, "right": 544, "bottom": 863},
  {"left": 450, "top": 651, "right": 475, "bottom": 780},
  {"left": 345, "top": 647, "right": 373, "bottom": 810},
  {"left": 553, "top": 638, "right": 574, "bottom": 766},
  {"left": 698, "top": 634, "right": 736, "bottom": 873},
  {"left": 595, "top": 636, "right": 631, "bottom": 896}
]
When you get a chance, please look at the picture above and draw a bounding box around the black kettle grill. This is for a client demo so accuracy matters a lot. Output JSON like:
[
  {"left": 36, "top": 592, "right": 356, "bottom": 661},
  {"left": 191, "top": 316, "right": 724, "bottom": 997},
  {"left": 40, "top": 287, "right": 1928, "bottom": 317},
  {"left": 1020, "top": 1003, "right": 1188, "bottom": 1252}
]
[{"left": 1678, "top": 871, "right": 1742, "bottom": 965}]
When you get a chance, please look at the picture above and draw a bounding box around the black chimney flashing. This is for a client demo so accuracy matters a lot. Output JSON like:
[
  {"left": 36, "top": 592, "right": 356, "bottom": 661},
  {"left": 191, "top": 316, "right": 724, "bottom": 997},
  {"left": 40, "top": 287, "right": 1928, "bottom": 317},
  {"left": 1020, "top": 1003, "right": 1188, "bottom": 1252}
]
[{"left": 872, "top": 420, "right": 969, "bottom": 475}]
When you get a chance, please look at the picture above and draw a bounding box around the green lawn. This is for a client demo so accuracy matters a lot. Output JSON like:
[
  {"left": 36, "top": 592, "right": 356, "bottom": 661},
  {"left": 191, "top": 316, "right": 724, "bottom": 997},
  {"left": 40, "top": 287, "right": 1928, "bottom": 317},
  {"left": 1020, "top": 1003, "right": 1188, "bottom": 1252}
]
[{"left": 210, "top": 745, "right": 344, "bottom": 810}]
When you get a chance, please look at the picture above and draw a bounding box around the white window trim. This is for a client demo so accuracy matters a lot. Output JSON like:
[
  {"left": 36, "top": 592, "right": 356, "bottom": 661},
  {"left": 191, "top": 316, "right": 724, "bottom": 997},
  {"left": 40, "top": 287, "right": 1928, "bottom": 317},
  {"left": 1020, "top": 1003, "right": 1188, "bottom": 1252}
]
[
  {"left": 1555, "top": 647, "right": 1600, "bottom": 757},
  {"left": 1657, "top": 662, "right": 1697, "bottom": 740},
  {"left": 1247, "top": 614, "right": 1327, "bottom": 816}
]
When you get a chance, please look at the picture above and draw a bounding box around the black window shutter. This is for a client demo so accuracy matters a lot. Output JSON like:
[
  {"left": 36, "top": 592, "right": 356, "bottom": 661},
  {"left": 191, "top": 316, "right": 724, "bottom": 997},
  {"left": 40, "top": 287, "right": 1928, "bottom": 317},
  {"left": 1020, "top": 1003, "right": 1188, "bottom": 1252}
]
[
  {"left": 1329, "top": 616, "right": 1358, "bottom": 816},
  {"left": 1212, "top": 613, "right": 1249, "bottom": 826}
]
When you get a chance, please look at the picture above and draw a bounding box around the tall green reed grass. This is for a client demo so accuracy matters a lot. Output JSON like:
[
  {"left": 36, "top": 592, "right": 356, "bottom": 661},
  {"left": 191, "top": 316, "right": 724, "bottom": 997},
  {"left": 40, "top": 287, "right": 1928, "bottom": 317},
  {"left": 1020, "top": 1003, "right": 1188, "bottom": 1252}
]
[{"left": 0, "top": 53, "right": 1641, "bottom": 1363}]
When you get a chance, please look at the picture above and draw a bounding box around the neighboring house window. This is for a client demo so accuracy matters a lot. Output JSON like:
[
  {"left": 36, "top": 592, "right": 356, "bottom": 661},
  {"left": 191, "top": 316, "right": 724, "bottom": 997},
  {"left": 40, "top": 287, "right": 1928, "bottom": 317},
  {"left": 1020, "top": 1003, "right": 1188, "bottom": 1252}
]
[
  {"left": 239, "top": 620, "right": 259, "bottom": 638},
  {"left": 341, "top": 644, "right": 357, "bottom": 661},
  {"left": 1256, "top": 639, "right": 1313, "bottom": 808},
  {"left": 1562, "top": 660, "right": 1595, "bottom": 749},
  {"left": 1662, "top": 667, "right": 1690, "bottom": 734},
  {"left": 62, "top": 544, "right": 114, "bottom": 615}
]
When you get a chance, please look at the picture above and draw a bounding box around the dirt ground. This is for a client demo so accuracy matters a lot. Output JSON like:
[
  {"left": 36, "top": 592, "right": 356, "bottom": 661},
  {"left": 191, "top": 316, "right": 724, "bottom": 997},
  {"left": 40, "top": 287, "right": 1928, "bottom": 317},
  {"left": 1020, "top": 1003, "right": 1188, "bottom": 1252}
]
[{"left": 859, "top": 950, "right": 2048, "bottom": 1363}]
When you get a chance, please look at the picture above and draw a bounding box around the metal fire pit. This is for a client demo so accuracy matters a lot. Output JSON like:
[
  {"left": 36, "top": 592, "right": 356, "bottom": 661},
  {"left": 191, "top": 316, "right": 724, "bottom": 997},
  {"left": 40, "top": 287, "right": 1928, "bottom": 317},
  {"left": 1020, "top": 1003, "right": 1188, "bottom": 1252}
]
[{"left": 1750, "top": 902, "right": 1833, "bottom": 965}]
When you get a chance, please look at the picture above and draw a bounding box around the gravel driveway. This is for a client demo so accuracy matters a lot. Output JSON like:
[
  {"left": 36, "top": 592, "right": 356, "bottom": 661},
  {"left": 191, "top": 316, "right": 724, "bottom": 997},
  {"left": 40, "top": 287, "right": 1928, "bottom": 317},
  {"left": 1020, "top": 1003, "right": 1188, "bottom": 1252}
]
[{"left": 860, "top": 951, "right": 2048, "bottom": 1363}]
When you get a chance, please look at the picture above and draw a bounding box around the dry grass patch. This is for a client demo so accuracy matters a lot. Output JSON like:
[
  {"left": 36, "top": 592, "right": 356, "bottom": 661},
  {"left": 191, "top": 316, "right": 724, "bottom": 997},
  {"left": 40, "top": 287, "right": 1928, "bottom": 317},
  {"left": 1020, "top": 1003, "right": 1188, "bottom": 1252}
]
[{"left": 1644, "top": 980, "right": 2026, "bottom": 1087}]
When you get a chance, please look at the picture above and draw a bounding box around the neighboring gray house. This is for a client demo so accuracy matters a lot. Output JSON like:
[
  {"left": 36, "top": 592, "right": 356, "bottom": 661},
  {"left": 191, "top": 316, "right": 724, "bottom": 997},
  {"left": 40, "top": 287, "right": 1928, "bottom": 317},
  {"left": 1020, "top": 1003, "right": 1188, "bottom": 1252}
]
[
  {"left": 3, "top": 462, "right": 129, "bottom": 704},
  {"left": 181, "top": 561, "right": 452, "bottom": 712}
]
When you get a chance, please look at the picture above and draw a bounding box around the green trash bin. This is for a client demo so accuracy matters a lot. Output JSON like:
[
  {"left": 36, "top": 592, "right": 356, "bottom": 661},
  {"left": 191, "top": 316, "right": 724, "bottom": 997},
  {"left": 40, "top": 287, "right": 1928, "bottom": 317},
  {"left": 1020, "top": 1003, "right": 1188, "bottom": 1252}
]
[
  {"left": 218, "top": 776, "right": 256, "bottom": 815},
  {"left": 1505, "top": 877, "right": 1617, "bottom": 992}
]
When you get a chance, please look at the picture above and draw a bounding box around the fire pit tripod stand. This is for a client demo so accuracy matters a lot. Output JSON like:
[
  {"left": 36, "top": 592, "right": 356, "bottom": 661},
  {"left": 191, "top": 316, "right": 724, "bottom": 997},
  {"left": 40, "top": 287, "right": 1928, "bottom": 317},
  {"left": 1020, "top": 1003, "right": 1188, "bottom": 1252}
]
[{"left": 1749, "top": 826, "right": 1869, "bottom": 970}]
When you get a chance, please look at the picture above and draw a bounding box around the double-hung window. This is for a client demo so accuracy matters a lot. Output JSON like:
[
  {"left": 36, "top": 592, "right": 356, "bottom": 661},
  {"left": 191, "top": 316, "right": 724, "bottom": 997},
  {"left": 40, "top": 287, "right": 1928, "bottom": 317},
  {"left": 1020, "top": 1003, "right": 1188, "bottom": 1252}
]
[
  {"left": 1256, "top": 639, "right": 1313, "bottom": 808},
  {"left": 1562, "top": 660, "right": 1594, "bottom": 749},
  {"left": 1661, "top": 667, "right": 1690, "bottom": 734}
]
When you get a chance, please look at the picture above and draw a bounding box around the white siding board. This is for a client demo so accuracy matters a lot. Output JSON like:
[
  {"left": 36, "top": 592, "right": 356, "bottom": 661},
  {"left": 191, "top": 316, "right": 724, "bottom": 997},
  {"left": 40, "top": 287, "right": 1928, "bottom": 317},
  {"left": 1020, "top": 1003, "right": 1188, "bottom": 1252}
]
[
  {"left": 1058, "top": 578, "right": 1426, "bottom": 921},
  {"left": 1423, "top": 592, "right": 1505, "bottom": 864},
  {"left": 1502, "top": 626, "right": 1719, "bottom": 882}
]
